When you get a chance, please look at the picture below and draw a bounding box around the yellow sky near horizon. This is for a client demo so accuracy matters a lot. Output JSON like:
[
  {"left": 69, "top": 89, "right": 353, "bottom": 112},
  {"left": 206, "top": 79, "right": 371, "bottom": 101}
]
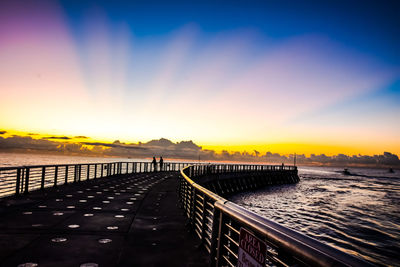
[
  {"left": 1, "top": 129, "right": 398, "bottom": 157},
  {"left": 1, "top": 0, "right": 399, "bottom": 162}
]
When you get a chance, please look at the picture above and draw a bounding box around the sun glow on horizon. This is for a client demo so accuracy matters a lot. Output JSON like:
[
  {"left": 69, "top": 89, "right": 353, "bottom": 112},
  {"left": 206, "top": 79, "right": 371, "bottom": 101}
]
[
  {"left": 1, "top": 129, "right": 399, "bottom": 158},
  {"left": 1, "top": 0, "right": 399, "bottom": 158}
]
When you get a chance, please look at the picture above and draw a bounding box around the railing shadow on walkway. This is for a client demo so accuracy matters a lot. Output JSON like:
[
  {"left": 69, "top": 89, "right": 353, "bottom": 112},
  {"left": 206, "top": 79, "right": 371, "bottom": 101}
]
[{"left": 0, "top": 161, "right": 374, "bottom": 266}]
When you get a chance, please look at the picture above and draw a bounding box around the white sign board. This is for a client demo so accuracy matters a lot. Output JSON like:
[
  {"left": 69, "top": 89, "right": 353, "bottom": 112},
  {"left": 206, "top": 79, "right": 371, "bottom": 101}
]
[{"left": 237, "top": 228, "right": 266, "bottom": 267}]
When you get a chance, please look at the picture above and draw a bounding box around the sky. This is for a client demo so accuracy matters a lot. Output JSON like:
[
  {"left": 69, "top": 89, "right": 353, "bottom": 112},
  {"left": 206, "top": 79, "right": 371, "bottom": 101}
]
[{"left": 0, "top": 0, "right": 399, "bottom": 157}]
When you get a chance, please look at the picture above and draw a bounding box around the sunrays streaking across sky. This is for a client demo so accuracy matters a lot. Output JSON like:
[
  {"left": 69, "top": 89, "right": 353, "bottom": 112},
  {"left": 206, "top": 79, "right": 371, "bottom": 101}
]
[{"left": 0, "top": 0, "right": 399, "bottom": 156}]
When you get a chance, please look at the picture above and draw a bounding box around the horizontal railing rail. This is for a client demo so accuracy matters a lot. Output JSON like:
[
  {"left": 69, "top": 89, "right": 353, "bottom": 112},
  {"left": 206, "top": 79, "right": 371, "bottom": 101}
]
[
  {"left": 0, "top": 161, "right": 193, "bottom": 198},
  {"left": 179, "top": 164, "right": 372, "bottom": 267}
]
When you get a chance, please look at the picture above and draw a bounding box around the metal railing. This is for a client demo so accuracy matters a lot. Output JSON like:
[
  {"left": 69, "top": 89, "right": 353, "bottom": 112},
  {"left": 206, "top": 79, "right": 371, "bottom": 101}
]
[
  {"left": 0, "top": 161, "right": 192, "bottom": 198},
  {"left": 179, "top": 164, "right": 371, "bottom": 267}
]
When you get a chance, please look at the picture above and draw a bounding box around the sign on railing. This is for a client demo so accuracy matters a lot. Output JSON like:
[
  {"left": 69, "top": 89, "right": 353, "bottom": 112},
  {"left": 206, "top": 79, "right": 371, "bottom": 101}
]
[
  {"left": 179, "top": 164, "right": 371, "bottom": 267},
  {"left": 237, "top": 228, "right": 266, "bottom": 267}
]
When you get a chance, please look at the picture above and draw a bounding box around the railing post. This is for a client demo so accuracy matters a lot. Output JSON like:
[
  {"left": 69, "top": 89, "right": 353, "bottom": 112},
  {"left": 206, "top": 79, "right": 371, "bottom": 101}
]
[
  {"left": 191, "top": 188, "right": 196, "bottom": 224},
  {"left": 41, "top": 166, "right": 45, "bottom": 190},
  {"left": 24, "top": 167, "right": 30, "bottom": 194},
  {"left": 20, "top": 169, "right": 24, "bottom": 193},
  {"left": 210, "top": 208, "right": 224, "bottom": 267},
  {"left": 87, "top": 164, "right": 90, "bottom": 180},
  {"left": 94, "top": 164, "right": 97, "bottom": 178},
  {"left": 201, "top": 194, "right": 207, "bottom": 243},
  {"left": 54, "top": 166, "right": 58, "bottom": 187},
  {"left": 15, "top": 168, "right": 21, "bottom": 196},
  {"left": 74, "top": 165, "right": 77, "bottom": 181},
  {"left": 78, "top": 165, "right": 82, "bottom": 181},
  {"left": 65, "top": 165, "right": 69, "bottom": 184}
]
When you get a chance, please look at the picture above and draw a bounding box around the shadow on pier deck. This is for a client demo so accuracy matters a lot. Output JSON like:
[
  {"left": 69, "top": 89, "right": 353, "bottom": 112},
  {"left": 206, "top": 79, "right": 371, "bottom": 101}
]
[{"left": 0, "top": 172, "right": 208, "bottom": 266}]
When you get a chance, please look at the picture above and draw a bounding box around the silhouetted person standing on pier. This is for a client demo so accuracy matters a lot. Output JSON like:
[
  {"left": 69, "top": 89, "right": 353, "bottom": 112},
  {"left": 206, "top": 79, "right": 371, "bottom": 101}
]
[
  {"left": 159, "top": 157, "right": 164, "bottom": 171},
  {"left": 152, "top": 157, "right": 157, "bottom": 172}
]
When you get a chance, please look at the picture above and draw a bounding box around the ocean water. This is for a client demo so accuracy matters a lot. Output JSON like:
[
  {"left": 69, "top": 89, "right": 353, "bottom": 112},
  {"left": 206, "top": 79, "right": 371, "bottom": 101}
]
[
  {"left": 0, "top": 152, "right": 199, "bottom": 168},
  {"left": 231, "top": 167, "right": 400, "bottom": 266},
  {"left": 0, "top": 152, "right": 145, "bottom": 167}
]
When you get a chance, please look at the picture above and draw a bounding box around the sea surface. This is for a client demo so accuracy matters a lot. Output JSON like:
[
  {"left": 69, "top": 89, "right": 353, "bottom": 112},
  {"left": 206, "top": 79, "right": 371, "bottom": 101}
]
[
  {"left": 231, "top": 166, "right": 400, "bottom": 266},
  {"left": 0, "top": 152, "right": 197, "bottom": 168},
  {"left": 0, "top": 152, "right": 145, "bottom": 167}
]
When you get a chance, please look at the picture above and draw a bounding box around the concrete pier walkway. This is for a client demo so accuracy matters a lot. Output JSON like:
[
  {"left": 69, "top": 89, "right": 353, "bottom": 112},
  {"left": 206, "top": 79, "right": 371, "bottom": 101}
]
[{"left": 0, "top": 172, "right": 209, "bottom": 266}]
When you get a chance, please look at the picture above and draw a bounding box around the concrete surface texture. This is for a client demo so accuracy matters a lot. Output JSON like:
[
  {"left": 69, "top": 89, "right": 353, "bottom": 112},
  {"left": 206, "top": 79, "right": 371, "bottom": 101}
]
[{"left": 0, "top": 172, "right": 209, "bottom": 266}]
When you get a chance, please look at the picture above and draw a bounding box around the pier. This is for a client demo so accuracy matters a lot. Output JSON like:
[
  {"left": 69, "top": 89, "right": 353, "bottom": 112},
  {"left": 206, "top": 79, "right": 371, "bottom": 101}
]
[{"left": 0, "top": 162, "right": 370, "bottom": 266}]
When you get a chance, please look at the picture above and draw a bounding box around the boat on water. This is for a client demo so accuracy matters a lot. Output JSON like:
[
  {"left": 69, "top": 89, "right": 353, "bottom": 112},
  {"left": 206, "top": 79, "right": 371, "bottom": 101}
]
[
  {"left": 389, "top": 168, "right": 394, "bottom": 173},
  {"left": 343, "top": 168, "right": 351, "bottom": 175}
]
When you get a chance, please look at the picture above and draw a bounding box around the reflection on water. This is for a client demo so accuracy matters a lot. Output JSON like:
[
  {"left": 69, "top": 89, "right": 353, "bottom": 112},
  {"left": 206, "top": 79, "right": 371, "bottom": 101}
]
[
  {"left": 230, "top": 167, "right": 400, "bottom": 266},
  {"left": 0, "top": 152, "right": 141, "bottom": 167},
  {"left": 0, "top": 152, "right": 197, "bottom": 167}
]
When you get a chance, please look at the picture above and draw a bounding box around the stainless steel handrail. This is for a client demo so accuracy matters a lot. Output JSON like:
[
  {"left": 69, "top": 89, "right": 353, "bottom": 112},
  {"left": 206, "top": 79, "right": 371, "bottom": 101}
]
[
  {"left": 179, "top": 164, "right": 372, "bottom": 267},
  {"left": 0, "top": 161, "right": 194, "bottom": 198}
]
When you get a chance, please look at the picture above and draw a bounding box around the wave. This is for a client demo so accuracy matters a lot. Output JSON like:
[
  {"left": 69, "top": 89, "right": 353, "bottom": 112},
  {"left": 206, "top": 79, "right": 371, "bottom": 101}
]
[{"left": 230, "top": 166, "right": 400, "bottom": 266}]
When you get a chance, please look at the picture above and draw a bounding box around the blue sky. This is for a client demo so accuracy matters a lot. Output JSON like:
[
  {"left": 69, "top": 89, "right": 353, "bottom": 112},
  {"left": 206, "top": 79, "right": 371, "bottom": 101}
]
[
  {"left": 60, "top": 0, "right": 399, "bottom": 62},
  {"left": 1, "top": 0, "right": 399, "bottom": 155}
]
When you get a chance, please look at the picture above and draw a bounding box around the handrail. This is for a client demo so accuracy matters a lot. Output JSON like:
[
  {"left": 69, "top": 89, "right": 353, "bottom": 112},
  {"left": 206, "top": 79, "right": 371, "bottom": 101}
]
[
  {"left": 179, "top": 164, "right": 372, "bottom": 267},
  {"left": 0, "top": 161, "right": 195, "bottom": 198},
  {"left": 0, "top": 161, "right": 197, "bottom": 171}
]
